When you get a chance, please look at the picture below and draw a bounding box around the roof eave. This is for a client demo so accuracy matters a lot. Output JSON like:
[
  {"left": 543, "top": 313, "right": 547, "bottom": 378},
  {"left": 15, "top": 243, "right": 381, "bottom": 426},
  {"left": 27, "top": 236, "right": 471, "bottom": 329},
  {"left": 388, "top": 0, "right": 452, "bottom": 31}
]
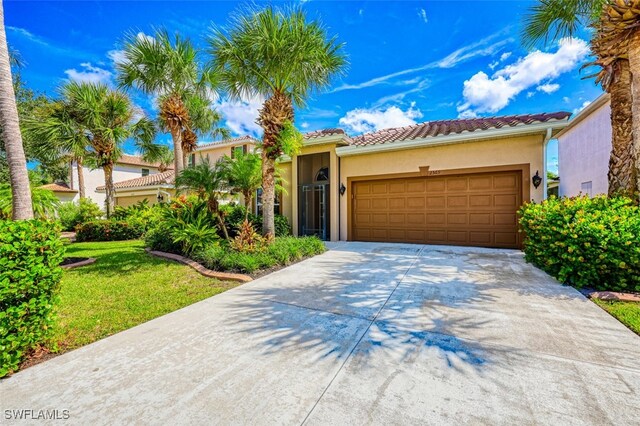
[
  {"left": 336, "top": 120, "right": 569, "bottom": 158},
  {"left": 96, "top": 183, "right": 174, "bottom": 193}
]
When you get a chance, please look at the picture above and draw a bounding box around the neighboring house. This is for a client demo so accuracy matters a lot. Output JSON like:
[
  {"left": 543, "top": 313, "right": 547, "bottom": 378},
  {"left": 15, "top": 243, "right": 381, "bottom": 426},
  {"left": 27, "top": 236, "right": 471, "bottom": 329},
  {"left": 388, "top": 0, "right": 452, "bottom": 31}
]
[
  {"left": 556, "top": 94, "right": 611, "bottom": 197},
  {"left": 67, "top": 154, "right": 169, "bottom": 209},
  {"left": 109, "top": 113, "right": 570, "bottom": 249},
  {"left": 103, "top": 136, "right": 258, "bottom": 207},
  {"left": 39, "top": 182, "right": 78, "bottom": 203}
]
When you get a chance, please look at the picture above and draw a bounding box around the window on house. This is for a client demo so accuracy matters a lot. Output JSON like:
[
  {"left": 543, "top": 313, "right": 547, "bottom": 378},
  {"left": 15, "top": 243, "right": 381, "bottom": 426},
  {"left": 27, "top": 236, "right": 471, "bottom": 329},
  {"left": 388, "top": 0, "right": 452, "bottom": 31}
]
[
  {"left": 142, "top": 168, "right": 150, "bottom": 177},
  {"left": 231, "top": 145, "right": 246, "bottom": 159},
  {"left": 256, "top": 188, "right": 281, "bottom": 216},
  {"left": 581, "top": 181, "right": 593, "bottom": 197}
]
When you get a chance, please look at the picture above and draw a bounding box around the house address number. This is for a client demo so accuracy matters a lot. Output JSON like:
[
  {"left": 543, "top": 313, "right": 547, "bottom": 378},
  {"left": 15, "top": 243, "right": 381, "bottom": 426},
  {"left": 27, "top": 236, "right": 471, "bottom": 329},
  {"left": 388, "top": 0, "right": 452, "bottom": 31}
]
[{"left": 428, "top": 170, "right": 441, "bottom": 175}]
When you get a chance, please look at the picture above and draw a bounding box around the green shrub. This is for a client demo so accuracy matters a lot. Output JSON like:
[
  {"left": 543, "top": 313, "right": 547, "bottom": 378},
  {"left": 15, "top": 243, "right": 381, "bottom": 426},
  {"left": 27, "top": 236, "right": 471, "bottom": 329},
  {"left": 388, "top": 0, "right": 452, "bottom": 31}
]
[
  {"left": 274, "top": 214, "right": 291, "bottom": 236},
  {"left": 0, "top": 185, "right": 60, "bottom": 220},
  {"left": 222, "top": 205, "right": 291, "bottom": 237},
  {"left": 75, "top": 220, "right": 144, "bottom": 242},
  {"left": 519, "top": 195, "right": 640, "bottom": 292},
  {"left": 58, "top": 198, "right": 103, "bottom": 231},
  {"left": 0, "top": 220, "right": 64, "bottom": 377},
  {"left": 196, "top": 236, "right": 325, "bottom": 274}
]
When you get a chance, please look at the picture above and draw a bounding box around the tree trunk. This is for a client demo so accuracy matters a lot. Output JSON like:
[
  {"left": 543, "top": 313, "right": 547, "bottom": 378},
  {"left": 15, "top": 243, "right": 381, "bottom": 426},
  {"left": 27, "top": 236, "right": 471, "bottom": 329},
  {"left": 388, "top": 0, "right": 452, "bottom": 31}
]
[
  {"left": 243, "top": 191, "right": 252, "bottom": 220},
  {"left": 76, "top": 156, "right": 86, "bottom": 199},
  {"left": 628, "top": 31, "right": 640, "bottom": 201},
  {"left": 170, "top": 126, "right": 184, "bottom": 176},
  {"left": 257, "top": 91, "right": 294, "bottom": 237},
  {"left": 0, "top": 3, "right": 32, "bottom": 220},
  {"left": 608, "top": 59, "right": 637, "bottom": 197},
  {"left": 103, "top": 163, "right": 115, "bottom": 218}
]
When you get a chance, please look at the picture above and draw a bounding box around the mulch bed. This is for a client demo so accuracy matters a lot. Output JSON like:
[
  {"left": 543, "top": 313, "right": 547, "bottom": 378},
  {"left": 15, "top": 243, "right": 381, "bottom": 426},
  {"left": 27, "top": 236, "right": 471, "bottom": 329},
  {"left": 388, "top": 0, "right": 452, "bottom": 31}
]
[
  {"left": 582, "top": 288, "right": 640, "bottom": 303},
  {"left": 16, "top": 346, "right": 59, "bottom": 373},
  {"left": 61, "top": 257, "right": 96, "bottom": 269}
]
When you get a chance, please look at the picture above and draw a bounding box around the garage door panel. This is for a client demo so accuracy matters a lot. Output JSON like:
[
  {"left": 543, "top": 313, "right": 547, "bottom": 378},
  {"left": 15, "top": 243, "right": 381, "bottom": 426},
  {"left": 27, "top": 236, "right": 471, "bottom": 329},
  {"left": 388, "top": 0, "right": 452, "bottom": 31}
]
[{"left": 352, "top": 170, "right": 521, "bottom": 248}]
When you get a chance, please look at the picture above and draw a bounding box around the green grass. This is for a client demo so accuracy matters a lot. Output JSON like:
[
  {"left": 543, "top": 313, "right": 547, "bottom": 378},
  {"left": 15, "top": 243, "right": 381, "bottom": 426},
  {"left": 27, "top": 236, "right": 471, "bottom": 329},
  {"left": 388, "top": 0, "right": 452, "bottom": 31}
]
[
  {"left": 51, "top": 240, "right": 237, "bottom": 351},
  {"left": 593, "top": 299, "right": 640, "bottom": 335}
]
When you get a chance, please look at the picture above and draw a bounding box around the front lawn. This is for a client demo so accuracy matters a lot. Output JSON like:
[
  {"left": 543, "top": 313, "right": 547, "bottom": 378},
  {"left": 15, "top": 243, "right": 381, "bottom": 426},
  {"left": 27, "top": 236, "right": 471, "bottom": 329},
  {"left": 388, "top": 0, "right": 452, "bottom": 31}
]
[
  {"left": 592, "top": 299, "right": 640, "bottom": 336},
  {"left": 51, "top": 240, "right": 237, "bottom": 351}
]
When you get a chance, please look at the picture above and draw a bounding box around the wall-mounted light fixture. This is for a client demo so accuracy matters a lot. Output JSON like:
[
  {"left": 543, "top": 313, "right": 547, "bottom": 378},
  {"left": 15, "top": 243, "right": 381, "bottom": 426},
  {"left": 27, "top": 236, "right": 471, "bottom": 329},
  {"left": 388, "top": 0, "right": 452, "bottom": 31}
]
[
  {"left": 532, "top": 171, "right": 542, "bottom": 189},
  {"left": 157, "top": 193, "right": 164, "bottom": 203},
  {"left": 339, "top": 183, "right": 346, "bottom": 196}
]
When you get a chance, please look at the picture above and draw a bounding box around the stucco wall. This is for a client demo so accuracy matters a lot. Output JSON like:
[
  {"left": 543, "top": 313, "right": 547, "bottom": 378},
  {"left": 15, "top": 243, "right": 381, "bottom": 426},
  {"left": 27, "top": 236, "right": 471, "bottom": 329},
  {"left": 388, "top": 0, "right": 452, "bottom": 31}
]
[
  {"left": 558, "top": 102, "right": 611, "bottom": 197},
  {"left": 195, "top": 142, "right": 257, "bottom": 165},
  {"left": 115, "top": 188, "right": 177, "bottom": 207}
]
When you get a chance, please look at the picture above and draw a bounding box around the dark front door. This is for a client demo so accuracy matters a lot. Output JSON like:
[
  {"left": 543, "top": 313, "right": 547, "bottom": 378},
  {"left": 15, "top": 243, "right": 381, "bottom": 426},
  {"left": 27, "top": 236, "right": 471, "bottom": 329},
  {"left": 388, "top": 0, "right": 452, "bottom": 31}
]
[{"left": 298, "top": 153, "right": 331, "bottom": 240}]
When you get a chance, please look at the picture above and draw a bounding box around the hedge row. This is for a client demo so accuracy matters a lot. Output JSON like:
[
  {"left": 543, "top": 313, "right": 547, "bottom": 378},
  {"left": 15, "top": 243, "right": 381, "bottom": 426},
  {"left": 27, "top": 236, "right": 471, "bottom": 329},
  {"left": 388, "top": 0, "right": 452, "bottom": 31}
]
[
  {"left": 0, "top": 220, "right": 64, "bottom": 377},
  {"left": 519, "top": 196, "right": 640, "bottom": 293},
  {"left": 75, "top": 220, "right": 144, "bottom": 242}
]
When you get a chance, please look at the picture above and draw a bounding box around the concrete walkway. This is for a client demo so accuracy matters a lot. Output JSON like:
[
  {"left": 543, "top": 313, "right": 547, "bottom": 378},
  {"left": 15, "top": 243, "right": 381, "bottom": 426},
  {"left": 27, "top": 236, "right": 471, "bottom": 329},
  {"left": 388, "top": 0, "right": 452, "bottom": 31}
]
[{"left": 2, "top": 243, "right": 639, "bottom": 425}]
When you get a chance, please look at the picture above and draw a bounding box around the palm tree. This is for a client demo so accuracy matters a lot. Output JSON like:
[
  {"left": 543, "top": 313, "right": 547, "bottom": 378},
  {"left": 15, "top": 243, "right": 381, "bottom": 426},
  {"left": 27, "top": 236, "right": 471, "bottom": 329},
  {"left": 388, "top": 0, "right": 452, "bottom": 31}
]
[
  {"left": 523, "top": 0, "right": 640, "bottom": 199},
  {"left": 117, "top": 29, "right": 220, "bottom": 175},
  {"left": 143, "top": 144, "right": 174, "bottom": 172},
  {"left": 30, "top": 82, "right": 159, "bottom": 217},
  {"left": 24, "top": 101, "right": 89, "bottom": 198},
  {"left": 0, "top": 2, "right": 32, "bottom": 219},
  {"left": 207, "top": 6, "right": 347, "bottom": 236},
  {"left": 219, "top": 151, "right": 262, "bottom": 219},
  {"left": 174, "top": 157, "right": 230, "bottom": 238},
  {"left": 180, "top": 94, "right": 229, "bottom": 168}
]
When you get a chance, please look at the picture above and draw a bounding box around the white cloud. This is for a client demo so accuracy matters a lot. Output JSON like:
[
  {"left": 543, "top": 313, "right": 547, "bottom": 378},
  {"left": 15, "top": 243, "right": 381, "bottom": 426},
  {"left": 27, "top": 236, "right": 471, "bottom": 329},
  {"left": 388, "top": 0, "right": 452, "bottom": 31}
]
[
  {"left": 64, "top": 62, "right": 113, "bottom": 84},
  {"left": 526, "top": 91, "right": 535, "bottom": 98},
  {"left": 537, "top": 83, "right": 560, "bottom": 94},
  {"left": 488, "top": 60, "right": 500, "bottom": 70},
  {"left": 417, "top": 8, "right": 428, "bottom": 24},
  {"left": 301, "top": 122, "right": 310, "bottom": 129},
  {"left": 563, "top": 96, "right": 571, "bottom": 103},
  {"left": 458, "top": 38, "right": 589, "bottom": 116},
  {"left": 107, "top": 49, "right": 127, "bottom": 65},
  {"left": 573, "top": 100, "right": 591, "bottom": 115},
  {"left": 500, "top": 52, "right": 512, "bottom": 62},
  {"left": 214, "top": 94, "right": 265, "bottom": 137},
  {"left": 339, "top": 103, "right": 423, "bottom": 134}
]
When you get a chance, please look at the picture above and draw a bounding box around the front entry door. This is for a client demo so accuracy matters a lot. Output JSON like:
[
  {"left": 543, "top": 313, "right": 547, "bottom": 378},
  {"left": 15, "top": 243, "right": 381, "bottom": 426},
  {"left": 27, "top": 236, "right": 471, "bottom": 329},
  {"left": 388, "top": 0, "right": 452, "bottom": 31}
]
[{"left": 299, "top": 184, "right": 330, "bottom": 240}]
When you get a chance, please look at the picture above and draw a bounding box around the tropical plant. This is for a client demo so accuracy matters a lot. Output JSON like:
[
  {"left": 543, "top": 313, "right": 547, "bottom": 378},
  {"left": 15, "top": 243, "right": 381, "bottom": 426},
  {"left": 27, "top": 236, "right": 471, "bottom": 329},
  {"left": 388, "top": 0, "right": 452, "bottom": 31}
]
[
  {"left": 57, "top": 198, "right": 102, "bottom": 231},
  {"left": 219, "top": 151, "right": 262, "bottom": 218},
  {"left": 207, "top": 6, "right": 347, "bottom": 235},
  {"left": 116, "top": 29, "right": 225, "bottom": 174},
  {"left": 0, "top": 3, "right": 32, "bottom": 219},
  {"left": 142, "top": 144, "right": 174, "bottom": 172},
  {"left": 24, "top": 82, "right": 160, "bottom": 217},
  {"left": 523, "top": 0, "right": 640, "bottom": 200},
  {"left": 0, "top": 184, "right": 59, "bottom": 220},
  {"left": 174, "top": 157, "right": 230, "bottom": 238}
]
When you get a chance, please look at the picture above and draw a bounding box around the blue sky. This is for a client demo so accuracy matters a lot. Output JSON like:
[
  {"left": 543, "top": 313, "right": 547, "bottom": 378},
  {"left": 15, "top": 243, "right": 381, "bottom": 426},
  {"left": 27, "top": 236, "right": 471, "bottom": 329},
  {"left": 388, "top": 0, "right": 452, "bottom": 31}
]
[{"left": 7, "top": 1, "right": 605, "bottom": 172}]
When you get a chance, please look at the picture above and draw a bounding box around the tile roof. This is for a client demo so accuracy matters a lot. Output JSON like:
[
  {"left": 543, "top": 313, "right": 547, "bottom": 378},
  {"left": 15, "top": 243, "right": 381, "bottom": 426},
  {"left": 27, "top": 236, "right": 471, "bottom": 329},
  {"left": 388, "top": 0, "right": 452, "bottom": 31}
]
[
  {"left": 197, "top": 135, "right": 259, "bottom": 149},
  {"left": 304, "top": 128, "right": 347, "bottom": 139},
  {"left": 350, "top": 112, "right": 572, "bottom": 146},
  {"left": 96, "top": 171, "right": 175, "bottom": 191},
  {"left": 39, "top": 183, "right": 77, "bottom": 193},
  {"left": 117, "top": 154, "right": 172, "bottom": 169}
]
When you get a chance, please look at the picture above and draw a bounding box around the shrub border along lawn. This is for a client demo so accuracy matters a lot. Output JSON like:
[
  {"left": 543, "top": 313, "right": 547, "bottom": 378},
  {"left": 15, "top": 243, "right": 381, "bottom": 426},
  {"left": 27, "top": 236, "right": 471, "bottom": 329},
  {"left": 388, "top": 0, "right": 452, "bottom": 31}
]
[{"left": 145, "top": 248, "right": 252, "bottom": 282}]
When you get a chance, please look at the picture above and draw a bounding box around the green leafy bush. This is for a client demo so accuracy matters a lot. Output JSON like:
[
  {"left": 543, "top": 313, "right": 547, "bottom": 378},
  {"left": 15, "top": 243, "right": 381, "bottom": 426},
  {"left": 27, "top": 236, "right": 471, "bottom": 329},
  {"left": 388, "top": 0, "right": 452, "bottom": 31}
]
[
  {"left": 274, "top": 214, "right": 291, "bottom": 236},
  {"left": 75, "top": 220, "right": 144, "bottom": 242},
  {"left": 196, "top": 236, "right": 325, "bottom": 273},
  {"left": 519, "top": 196, "right": 640, "bottom": 292},
  {"left": 222, "top": 204, "right": 291, "bottom": 237},
  {"left": 57, "top": 198, "right": 103, "bottom": 231},
  {"left": 112, "top": 201, "right": 163, "bottom": 233},
  {"left": 0, "top": 184, "right": 60, "bottom": 220},
  {"left": 0, "top": 220, "right": 64, "bottom": 377}
]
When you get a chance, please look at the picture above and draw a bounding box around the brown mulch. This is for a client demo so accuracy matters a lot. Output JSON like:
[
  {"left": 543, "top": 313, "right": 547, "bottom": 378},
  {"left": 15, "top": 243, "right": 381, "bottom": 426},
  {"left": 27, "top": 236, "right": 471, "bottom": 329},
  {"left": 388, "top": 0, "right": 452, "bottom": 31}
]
[
  {"left": 16, "top": 346, "right": 59, "bottom": 373},
  {"left": 61, "top": 257, "right": 90, "bottom": 266}
]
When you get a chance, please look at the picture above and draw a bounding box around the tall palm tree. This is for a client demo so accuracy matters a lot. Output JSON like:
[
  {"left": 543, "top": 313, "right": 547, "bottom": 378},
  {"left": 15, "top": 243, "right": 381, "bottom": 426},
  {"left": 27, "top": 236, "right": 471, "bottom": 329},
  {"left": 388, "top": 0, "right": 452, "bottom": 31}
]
[
  {"left": 523, "top": 0, "right": 640, "bottom": 199},
  {"left": 117, "top": 29, "right": 220, "bottom": 175},
  {"left": 219, "top": 151, "right": 262, "bottom": 218},
  {"left": 207, "top": 6, "right": 347, "bottom": 235},
  {"left": 143, "top": 144, "right": 174, "bottom": 172},
  {"left": 174, "top": 157, "right": 230, "bottom": 239},
  {"left": 0, "top": 1, "right": 32, "bottom": 219},
  {"left": 24, "top": 101, "right": 89, "bottom": 198},
  {"left": 31, "top": 82, "right": 159, "bottom": 217}
]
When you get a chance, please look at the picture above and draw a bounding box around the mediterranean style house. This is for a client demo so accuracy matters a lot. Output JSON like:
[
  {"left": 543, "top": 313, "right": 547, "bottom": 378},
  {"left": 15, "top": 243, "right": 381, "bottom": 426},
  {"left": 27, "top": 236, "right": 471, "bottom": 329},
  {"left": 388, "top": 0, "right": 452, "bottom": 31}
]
[
  {"left": 555, "top": 93, "right": 611, "bottom": 197},
  {"left": 110, "top": 112, "right": 571, "bottom": 249}
]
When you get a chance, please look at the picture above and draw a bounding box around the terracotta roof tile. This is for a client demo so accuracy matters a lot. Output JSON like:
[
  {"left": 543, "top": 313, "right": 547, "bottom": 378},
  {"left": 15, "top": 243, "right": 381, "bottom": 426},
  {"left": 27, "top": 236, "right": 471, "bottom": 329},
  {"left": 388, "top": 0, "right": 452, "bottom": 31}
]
[
  {"left": 349, "top": 112, "right": 571, "bottom": 146},
  {"left": 39, "top": 183, "right": 77, "bottom": 193},
  {"left": 304, "top": 128, "right": 346, "bottom": 139},
  {"left": 197, "top": 135, "right": 259, "bottom": 149},
  {"left": 97, "top": 171, "right": 175, "bottom": 191},
  {"left": 117, "top": 154, "right": 172, "bottom": 169}
]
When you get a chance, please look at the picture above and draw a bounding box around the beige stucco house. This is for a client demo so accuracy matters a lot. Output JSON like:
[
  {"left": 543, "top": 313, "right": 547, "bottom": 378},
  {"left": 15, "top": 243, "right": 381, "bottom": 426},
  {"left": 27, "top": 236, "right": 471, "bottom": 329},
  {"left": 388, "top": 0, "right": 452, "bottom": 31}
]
[
  {"left": 555, "top": 94, "right": 611, "bottom": 197},
  {"left": 110, "top": 112, "right": 570, "bottom": 249}
]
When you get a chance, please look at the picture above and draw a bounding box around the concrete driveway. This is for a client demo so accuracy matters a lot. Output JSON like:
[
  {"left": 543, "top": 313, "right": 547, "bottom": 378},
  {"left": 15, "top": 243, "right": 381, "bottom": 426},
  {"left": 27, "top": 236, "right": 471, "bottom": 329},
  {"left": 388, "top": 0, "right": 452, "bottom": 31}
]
[{"left": 2, "top": 242, "right": 639, "bottom": 425}]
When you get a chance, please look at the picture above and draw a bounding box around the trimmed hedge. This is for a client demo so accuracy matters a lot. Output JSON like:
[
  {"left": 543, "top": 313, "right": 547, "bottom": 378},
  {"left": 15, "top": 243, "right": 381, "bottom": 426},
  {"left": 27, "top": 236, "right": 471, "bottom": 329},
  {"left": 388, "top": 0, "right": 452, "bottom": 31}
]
[
  {"left": 519, "top": 196, "right": 640, "bottom": 292},
  {"left": 76, "top": 220, "right": 144, "bottom": 242},
  {"left": 0, "top": 220, "right": 64, "bottom": 377}
]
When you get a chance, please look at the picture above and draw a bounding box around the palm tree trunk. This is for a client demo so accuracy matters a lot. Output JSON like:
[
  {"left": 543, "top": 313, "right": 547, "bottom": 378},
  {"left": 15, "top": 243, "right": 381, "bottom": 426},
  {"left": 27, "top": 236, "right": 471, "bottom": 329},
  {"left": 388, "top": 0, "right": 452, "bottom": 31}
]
[
  {"left": 76, "top": 156, "right": 86, "bottom": 198},
  {"left": 628, "top": 32, "right": 640, "bottom": 201},
  {"left": 0, "top": 3, "right": 32, "bottom": 220},
  {"left": 243, "top": 191, "right": 252, "bottom": 220},
  {"left": 608, "top": 59, "right": 637, "bottom": 197},
  {"left": 103, "top": 163, "right": 115, "bottom": 218},
  {"left": 170, "top": 126, "right": 184, "bottom": 176},
  {"left": 261, "top": 154, "right": 276, "bottom": 236}
]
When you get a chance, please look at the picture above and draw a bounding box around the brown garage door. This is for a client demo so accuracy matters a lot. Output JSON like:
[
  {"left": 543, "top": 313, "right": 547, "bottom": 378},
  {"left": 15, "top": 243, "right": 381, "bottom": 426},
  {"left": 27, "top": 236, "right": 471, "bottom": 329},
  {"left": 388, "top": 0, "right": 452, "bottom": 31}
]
[{"left": 351, "top": 171, "right": 522, "bottom": 248}]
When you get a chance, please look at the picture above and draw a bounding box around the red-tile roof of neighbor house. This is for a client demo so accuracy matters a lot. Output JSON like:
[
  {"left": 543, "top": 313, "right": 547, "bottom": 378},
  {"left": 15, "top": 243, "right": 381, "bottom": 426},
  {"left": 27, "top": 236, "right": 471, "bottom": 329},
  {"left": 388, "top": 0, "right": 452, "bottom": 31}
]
[
  {"left": 117, "top": 154, "right": 173, "bottom": 169},
  {"left": 304, "top": 128, "right": 347, "bottom": 139},
  {"left": 197, "top": 135, "right": 259, "bottom": 149},
  {"left": 349, "top": 112, "right": 572, "bottom": 146},
  {"left": 96, "top": 171, "right": 175, "bottom": 191},
  {"left": 39, "top": 183, "right": 77, "bottom": 193}
]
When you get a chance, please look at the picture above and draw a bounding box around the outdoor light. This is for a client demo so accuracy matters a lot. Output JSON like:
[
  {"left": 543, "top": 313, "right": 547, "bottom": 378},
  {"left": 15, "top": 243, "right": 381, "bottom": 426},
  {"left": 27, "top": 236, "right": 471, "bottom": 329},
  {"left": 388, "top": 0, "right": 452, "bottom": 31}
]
[
  {"left": 532, "top": 171, "right": 542, "bottom": 189},
  {"left": 339, "top": 183, "right": 346, "bottom": 196},
  {"left": 157, "top": 193, "right": 164, "bottom": 203}
]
